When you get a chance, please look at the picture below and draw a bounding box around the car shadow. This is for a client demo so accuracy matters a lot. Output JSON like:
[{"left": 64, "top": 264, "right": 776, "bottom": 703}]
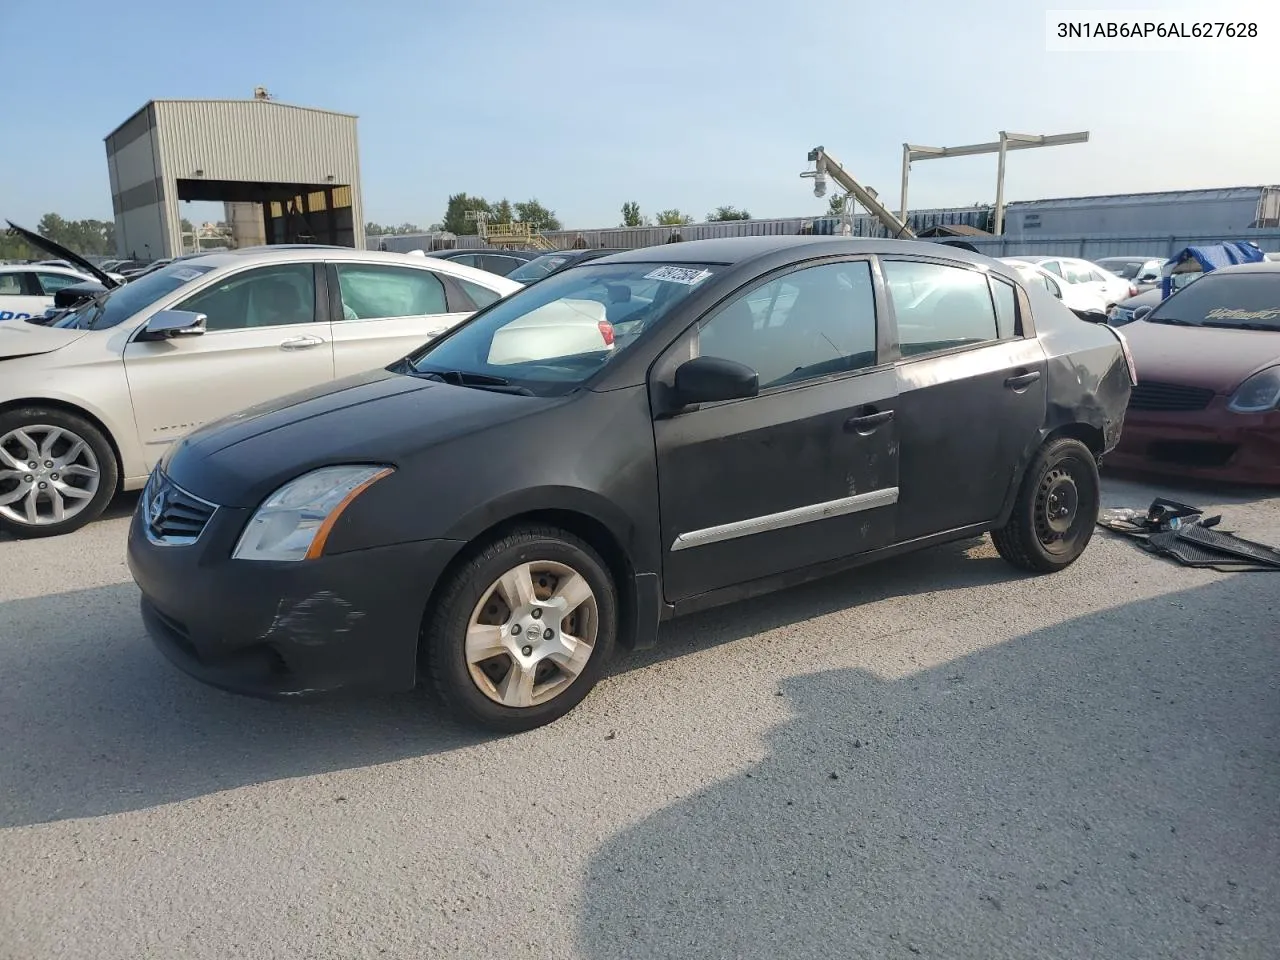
[
  {"left": 0, "top": 491, "right": 140, "bottom": 544},
  {"left": 0, "top": 536, "right": 1018, "bottom": 829},
  {"left": 579, "top": 576, "right": 1280, "bottom": 959}
]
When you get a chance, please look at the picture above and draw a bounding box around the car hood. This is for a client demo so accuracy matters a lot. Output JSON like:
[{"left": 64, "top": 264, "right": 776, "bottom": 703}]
[
  {"left": 166, "top": 367, "right": 559, "bottom": 508},
  {"left": 4, "top": 221, "right": 119, "bottom": 289},
  {"left": 0, "top": 321, "right": 89, "bottom": 360},
  {"left": 1116, "top": 288, "right": 1164, "bottom": 311},
  {"left": 1120, "top": 319, "right": 1280, "bottom": 393}
]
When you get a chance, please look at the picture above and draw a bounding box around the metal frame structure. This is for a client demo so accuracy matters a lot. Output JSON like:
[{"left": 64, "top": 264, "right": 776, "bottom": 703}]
[{"left": 900, "top": 131, "right": 1090, "bottom": 234}]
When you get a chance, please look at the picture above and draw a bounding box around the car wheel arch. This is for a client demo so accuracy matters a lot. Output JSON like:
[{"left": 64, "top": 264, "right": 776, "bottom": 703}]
[
  {"left": 425, "top": 503, "right": 646, "bottom": 653},
  {"left": 994, "top": 422, "right": 1105, "bottom": 529},
  {"left": 0, "top": 396, "right": 125, "bottom": 492}
]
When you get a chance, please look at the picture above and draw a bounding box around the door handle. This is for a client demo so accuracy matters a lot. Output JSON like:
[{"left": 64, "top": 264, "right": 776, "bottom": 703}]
[
  {"left": 844, "top": 409, "right": 894, "bottom": 434},
  {"left": 280, "top": 335, "right": 325, "bottom": 350},
  {"left": 1004, "top": 370, "right": 1041, "bottom": 390}
]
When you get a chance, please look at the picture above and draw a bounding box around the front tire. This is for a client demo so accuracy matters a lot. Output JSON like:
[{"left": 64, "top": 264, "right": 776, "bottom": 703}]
[
  {"left": 0, "top": 407, "right": 118, "bottom": 539},
  {"left": 991, "top": 437, "right": 1100, "bottom": 573},
  {"left": 425, "top": 525, "right": 618, "bottom": 732}
]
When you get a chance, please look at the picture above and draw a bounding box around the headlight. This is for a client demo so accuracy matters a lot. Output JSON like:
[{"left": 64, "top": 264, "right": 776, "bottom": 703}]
[
  {"left": 232, "top": 464, "right": 394, "bottom": 561},
  {"left": 1227, "top": 366, "right": 1280, "bottom": 413}
]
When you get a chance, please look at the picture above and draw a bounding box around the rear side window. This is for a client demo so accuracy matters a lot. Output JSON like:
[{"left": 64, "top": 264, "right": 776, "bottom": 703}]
[
  {"left": 883, "top": 261, "right": 998, "bottom": 355},
  {"left": 0, "top": 274, "right": 22, "bottom": 295},
  {"left": 334, "top": 264, "right": 447, "bottom": 320},
  {"left": 991, "top": 278, "right": 1017, "bottom": 338},
  {"left": 458, "top": 277, "right": 504, "bottom": 309},
  {"left": 36, "top": 273, "right": 86, "bottom": 295},
  {"left": 1041, "top": 261, "right": 1063, "bottom": 277}
]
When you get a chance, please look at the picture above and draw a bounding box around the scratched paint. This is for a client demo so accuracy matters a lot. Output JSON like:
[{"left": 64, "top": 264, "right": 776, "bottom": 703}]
[{"left": 259, "top": 591, "right": 366, "bottom": 646}]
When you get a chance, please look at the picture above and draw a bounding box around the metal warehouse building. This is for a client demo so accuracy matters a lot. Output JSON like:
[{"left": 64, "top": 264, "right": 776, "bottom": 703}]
[
  {"left": 1002, "top": 186, "right": 1280, "bottom": 238},
  {"left": 105, "top": 96, "right": 364, "bottom": 260}
]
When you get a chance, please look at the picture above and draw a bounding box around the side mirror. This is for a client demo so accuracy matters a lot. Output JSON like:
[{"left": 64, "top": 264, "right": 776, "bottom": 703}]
[
  {"left": 1132, "top": 305, "right": 1153, "bottom": 322},
  {"left": 136, "top": 309, "right": 207, "bottom": 341},
  {"left": 1138, "top": 273, "right": 1159, "bottom": 283},
  {"left": 1072, "top": 308, "right": 1108, "bottom": 324},
  {"left": 673, "top": 355, "right": 759, "bottom": 405}
]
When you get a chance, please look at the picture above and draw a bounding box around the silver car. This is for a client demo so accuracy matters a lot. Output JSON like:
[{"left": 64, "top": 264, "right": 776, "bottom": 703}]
[{"left": 0, "top": 246, "right": 518, "bottom": 538}]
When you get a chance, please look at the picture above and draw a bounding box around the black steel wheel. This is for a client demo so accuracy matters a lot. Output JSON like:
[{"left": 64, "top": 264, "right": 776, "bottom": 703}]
[{"left": 992, "top": 437, "right": 1099, "bottom": 573}]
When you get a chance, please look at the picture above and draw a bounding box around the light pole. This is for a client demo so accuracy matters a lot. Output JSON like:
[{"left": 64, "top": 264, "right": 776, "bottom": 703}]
[{"left": 898, "top": 131, "right": 1089, "bottom": 234}]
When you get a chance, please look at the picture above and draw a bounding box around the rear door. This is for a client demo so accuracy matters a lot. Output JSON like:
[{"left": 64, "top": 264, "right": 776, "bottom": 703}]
[
  {"left": 652, "top": 257, "right": 899, "bottom": 602},
  {"left": 881, "top": 257, "right": 1047, "bottom": 541},
  {"left": 123, "top": 262, "right": 334, "bottom": 469},
  {"left": 326, "top": 262, "right": 477, "bottom": 377},
  {"left": 0, "top": 272, "right": 51, "bottom": 321}
]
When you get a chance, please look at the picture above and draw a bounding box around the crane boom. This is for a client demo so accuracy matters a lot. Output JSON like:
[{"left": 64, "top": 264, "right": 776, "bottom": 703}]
[{"left": 803, "top": 146, "right": 916, "bottom": 240}]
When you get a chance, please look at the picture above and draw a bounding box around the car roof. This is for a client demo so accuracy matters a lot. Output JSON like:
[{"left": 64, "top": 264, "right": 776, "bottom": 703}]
[
  {"left": 0, "top": 264, "right": 88, "bottom": 276},
  {"left": 595, "top": 236, "right": 1003, "bottom": 268},
  {"left": 165, "top": 245, "right": 523, "bottom": 291},
  {"left": 1202, "top": 261, "right": 1280, "bottom": 275}
]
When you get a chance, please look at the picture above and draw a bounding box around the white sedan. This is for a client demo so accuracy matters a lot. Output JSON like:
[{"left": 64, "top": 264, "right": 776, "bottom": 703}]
[
  {"left": 0, "top": 247, "right": 518, "bottom": 537},
  {"left": 0, "top": 265, "right": 102, "bottom": 322},
  {"left": 998, "top": 259, "right": 1110, "bottom": 317},
  {"left": 1006, "top": 255, "right": 1136, "bottom": 308}
]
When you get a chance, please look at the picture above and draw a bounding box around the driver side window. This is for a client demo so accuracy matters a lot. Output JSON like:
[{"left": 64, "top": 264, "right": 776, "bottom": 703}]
[
  {"left": 175, "top": 264, "right": 316, "bottom": 332},
  {"left": 696, "top": 260, "right": 877, "bottom": 389}
]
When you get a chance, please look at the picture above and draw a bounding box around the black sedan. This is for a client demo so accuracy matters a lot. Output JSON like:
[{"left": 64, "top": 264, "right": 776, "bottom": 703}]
[
  {"left": 128, "top": 237, "right": 1134, "bottom": 731},
  {"left": 422, "top": 248, "right": 543, "bottom": 277}
]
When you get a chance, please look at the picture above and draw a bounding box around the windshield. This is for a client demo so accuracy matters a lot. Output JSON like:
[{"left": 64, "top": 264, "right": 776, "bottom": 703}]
[
  {"left": 1147, "top": 272, "right": 1280, "bottom": 330},
  {"left": 51, "top": 262, "right": 215, "bottom": 330},
  {"left": 507, "top": 253, "right": 575, "bottom": 283},
  {"left": 1099, "top": 260, "right": 1145, "bottom": 279},
  {"left": 406, "top": 261, "right": 719, "bottom": 395}
]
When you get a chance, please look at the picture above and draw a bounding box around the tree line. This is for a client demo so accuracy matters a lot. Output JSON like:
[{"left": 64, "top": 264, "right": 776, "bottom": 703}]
[{"left": 1, "top": 214, "right": 115, "bottom": 261}]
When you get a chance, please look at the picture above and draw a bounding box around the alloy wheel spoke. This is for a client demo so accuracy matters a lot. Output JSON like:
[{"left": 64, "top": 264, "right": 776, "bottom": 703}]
[
  {"left": 465, "top": 622, "right": 509, "bottom": 664},
  {"left": 52, "top": 480, "right": 93, "bottom": 501},
  {"left": 549, "top": 572, "right": 593, "bottom": 617},
  {"left": 496, "top": 563, "right": 536, "bottom": 611},
  {"left": 61, "top": 464, "right": 98, "bottom": 479},
  {"left": 37, "top": 428, "right": 64, "bottom": 459},
  {"left": 499, "top": 660, "right": 537, "bottom": 708},
  {"left": 48, "top": 486, "right": 66, "bottom": 523},
  {"left": 0, "top": 469, "right": 24, "bottom": 482},
  {"left": 12, "top": 430, "right": 39, "bottom": 460},
  {"left": 0, "top": 481, "right": 32, "bottom": 507},
  {"left": 549, "top": 634, "right": 593, "bottom": 678},
  {"left": 0, "top": 448, "right": 23, "bottom": 471},
  {"left": 22, "top": 489, "right": 39, "bottom": 524},
  {"left": 55, "top": 438, "right": 86, "bottom": 467}
]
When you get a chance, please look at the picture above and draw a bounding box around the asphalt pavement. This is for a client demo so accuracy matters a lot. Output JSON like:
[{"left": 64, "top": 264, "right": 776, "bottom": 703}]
[{"left": 1, "top": 476, "right": 1277, "bottom": 959}]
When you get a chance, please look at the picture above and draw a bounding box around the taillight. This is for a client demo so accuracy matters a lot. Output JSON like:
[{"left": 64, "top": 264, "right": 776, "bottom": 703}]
[
  {"left": 1111, "top": 327, "right": 1138, "bottom": 385},
  {"left": 597, "top": 320, "right": 615, "bottom": 346},
  {"left": 1128, "top": 283, "right": 1139, "bottom": 298}
]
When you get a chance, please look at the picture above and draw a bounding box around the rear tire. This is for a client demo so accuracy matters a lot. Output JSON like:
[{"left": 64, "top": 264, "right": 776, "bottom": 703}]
[
  {"left": 0, "top": 407, "right": 118, "bottom": 539},
  {"left": 991, "top": 437, "right": 1099, "bottom": 573},
  {"left": 425, "top": 525, "right": 618, "bottom": 732}
]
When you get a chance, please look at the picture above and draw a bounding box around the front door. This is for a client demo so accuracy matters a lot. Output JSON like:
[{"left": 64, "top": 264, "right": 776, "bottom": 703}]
[
  {"left": 881, "top": 257, "right": 1047, "bottom": 541},
  {"left": 123, "top": 262, "right": 334, "bottom": 470},
  {"left": 327, "top": 262, "right": 473, "bottom": 378},
  {"left": 652, "top": 258, "right": 899, "bottom": 603}
]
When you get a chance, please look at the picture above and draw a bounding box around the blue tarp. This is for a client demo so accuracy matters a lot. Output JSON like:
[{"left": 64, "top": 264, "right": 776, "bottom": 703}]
[{"left": 1161, "top": 242, "right": 1265, "bottom": 297}]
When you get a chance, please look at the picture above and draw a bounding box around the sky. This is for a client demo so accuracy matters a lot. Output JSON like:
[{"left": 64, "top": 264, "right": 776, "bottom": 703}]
[{"left": 4, "top": 0, "right": 1278, "bottom": 231}]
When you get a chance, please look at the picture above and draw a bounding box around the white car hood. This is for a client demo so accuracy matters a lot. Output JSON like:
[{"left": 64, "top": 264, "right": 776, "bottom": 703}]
[{"left": 0, "top": 321, "right": 89, "bottom": 360}]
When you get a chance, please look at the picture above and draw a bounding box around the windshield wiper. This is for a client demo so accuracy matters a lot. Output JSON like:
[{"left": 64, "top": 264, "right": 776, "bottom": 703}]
[
  {"left": 1201, "top": 320, "right": 1278, "bottom": 331},
  {"left": 1145, "top": 316, "right": 1195, "bottom": 326},
  {"left": 417, "top": 369, "right": 534, "bottom": 396}
]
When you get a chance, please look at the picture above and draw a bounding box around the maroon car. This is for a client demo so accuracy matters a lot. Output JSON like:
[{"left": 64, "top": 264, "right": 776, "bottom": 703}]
[{"left": 1107, "top": 261, "right": 1280, "bottom": 485}]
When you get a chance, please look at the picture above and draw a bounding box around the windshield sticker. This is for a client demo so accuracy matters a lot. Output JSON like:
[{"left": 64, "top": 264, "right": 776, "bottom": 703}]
[
  {"left": 171, "top": 268, "right": 203, "bottom": 282},
  {"left": 644, "top": 266, "right": 712, "bottom": 286},
  {"left": 1206, "top": 307, "right": 1280, "bottom": 322}
]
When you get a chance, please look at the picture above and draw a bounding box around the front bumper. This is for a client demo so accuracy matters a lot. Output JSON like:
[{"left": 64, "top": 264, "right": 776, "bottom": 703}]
[
  {"left": 127, "top": 499, "right": 464, "bottom": 699},
  {"left": 1107, "top": 397, "right": 1280, "bottom": 486}
]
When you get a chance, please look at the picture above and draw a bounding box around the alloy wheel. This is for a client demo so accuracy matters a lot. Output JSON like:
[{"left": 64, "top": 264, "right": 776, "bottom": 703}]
[
  {"left": 0, "top": 425, "right": 101, "bottom": 527},
  {"left": 465, "top": 560, "right": 599, "bottom": 708}
]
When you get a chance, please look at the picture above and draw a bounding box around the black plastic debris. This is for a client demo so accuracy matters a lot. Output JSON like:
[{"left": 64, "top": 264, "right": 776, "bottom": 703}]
[{"left": 1097, "top": 498, "right": 1280, "bottom": 572}]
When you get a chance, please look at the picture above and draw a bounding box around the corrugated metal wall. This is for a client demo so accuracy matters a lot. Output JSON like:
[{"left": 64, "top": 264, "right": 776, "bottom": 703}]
[{"left": 1003, "top": 186, "right": 1275, "bottom": 238}]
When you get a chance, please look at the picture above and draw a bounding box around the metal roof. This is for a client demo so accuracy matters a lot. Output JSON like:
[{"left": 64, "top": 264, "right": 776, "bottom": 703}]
[{"left": 104, "top": 98, "right": 358, "bottom": 139}]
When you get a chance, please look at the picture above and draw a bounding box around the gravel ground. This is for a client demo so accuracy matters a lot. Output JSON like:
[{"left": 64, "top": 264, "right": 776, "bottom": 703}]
[{"left": 0, "top": 476, "right": 1277, "bottom": 960}]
